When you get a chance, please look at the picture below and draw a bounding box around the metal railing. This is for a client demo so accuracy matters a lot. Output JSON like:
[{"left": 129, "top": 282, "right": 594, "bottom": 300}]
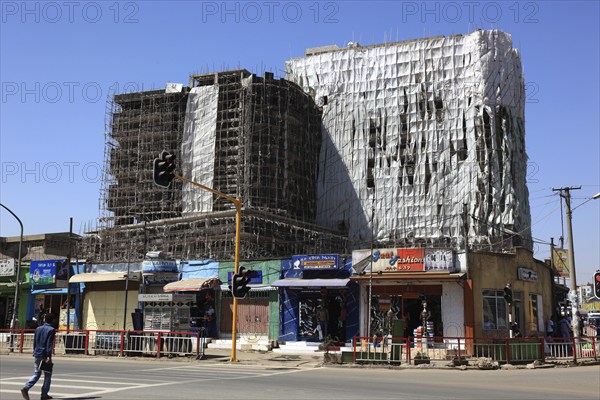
[
  {"left": 2, "top": 329, "right": 597, "bottom": 365},
  {"left": 1, "top": 329, "right": 207, "bottom": 359},
  {"left": 350, "top": 335, "right": 598, "bottom": 365}
]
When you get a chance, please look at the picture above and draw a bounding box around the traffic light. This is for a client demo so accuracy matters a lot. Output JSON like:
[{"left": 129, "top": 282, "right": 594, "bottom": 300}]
[
  {"left": 55, "top": 259, "right": 69, "bottom": 281},
  {"left": 153, "top": 150, "right": 177, "bottom": 188},
  {"left": 231, "top": 267, "right": 252, "bottom": 298},
  {"left": 594, "top": 271, "right": 600, "bottom": 299},
  {"left": 503, "top": 284, "right": 513, "bottom": 304}
]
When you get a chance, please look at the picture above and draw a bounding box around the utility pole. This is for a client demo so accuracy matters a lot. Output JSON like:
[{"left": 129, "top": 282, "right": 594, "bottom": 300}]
[
  {"left": 67, "top": 217, "right": 73, "bottom": 332},
  {"left": 552, "top": 186, "right": 581, "bottom": 338},
  {"left": 549, "top": 237, "right": 557, "bottom": 316}
]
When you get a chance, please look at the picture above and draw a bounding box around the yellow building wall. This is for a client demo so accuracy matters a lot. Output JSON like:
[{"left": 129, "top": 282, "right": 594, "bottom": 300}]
[
  {"left": 470, "top": 248, "right": 552, "bottom": 338},
  {"left": 83, "top": 290, "right": 139, "bottom": 330}
]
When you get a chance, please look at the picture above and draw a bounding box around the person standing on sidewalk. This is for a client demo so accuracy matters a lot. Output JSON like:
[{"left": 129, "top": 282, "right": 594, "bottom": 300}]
[
  {"left": 317, "top": 305, "right": 329, "bottom": 341},
  {"left": 21, "top": 313, "right": 56, "bottom": 400}
]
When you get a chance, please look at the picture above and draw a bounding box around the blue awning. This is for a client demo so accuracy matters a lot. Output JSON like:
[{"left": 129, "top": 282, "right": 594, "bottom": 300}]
[{"left": 271, "top": 278, "right": 350, "bottom": 288}]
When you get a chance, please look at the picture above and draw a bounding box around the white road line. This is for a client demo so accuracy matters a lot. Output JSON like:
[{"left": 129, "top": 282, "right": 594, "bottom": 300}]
[
  {"left": 58, "top": 373, "right": 168, "bottom": 382},
  {"left": 0, "top": 367, "right": 314, "bottom": 399},
  {"left": 136, "top": 368, "right": 267, "bottom": 376},
  {"left": 1, "top": 381, "right": 106, "bottom": 390},
  {"left": 1, "top": 377, "right": 134, "bottom": 386},
  {"left": 1, "top": 389, "right": 94, "bottom": 398},
  {"left": 58, "top": 379, "right": 191, "bottom": 398}
]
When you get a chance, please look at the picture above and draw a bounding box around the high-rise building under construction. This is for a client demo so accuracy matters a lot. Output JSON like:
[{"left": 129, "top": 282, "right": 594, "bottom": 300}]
[
  {"left": 285, "top": 29, "right": 531, "bottom": 252},
  {"left": 85, "top": 30, "right": 531, "bottom": 262},
  {"left": 83, "top": 71, "right": 346, "bottom": 262}
]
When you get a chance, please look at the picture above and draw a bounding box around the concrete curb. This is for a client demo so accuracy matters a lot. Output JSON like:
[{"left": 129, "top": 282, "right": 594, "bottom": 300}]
[{"left": 5, "top": 348, "right": 599, "bottom": 370}]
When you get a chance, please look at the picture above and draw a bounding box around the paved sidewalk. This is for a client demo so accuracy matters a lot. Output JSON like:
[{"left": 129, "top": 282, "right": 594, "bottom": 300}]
[
  {"left": 6, "top": 347, "right": 595, "bottom": 370},
  {"left": 203, "top": 347, "right": 325, "bottom": 368},
  {"left": 3, "top": 348, "right": 326, "bottom": 369}
]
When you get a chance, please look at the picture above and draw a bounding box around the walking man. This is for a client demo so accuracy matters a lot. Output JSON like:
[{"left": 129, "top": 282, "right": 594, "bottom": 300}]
[{"left": 21, "top": 313, "right": 55, "bottom": 400}]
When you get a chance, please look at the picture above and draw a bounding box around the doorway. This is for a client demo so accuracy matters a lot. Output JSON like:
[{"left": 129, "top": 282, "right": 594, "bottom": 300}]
[{"left": 403, "top": 296, "right": 442, "bottom": 337}]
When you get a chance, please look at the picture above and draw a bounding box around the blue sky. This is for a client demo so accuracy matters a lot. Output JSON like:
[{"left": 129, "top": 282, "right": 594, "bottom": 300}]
[{"left": 1, "top": 1, "right": 598, "bottom": 283}]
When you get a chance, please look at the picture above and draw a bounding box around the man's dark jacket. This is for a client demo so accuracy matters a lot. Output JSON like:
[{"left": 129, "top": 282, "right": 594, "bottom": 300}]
[{"left": 33, "top": 322, "right": 55, "bottom": 358}]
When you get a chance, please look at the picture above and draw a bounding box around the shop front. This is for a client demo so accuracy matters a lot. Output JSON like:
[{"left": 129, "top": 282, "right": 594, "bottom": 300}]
[
  {"left": 70, "top": 264, "right": 142, "bottom": 331},
  {"left": 469, "top": 248, "right": 553, "bottom": 338},
  {"left": 28, "top": 259, "right": 83, "bottom": 329},
  {"left": 214, "top": 260, "right": 280, "bottom": 348},
  {"left": 274, "top": 255, "right": 359, "bottom": 344},
  {"left": 0, "top": 259, "right": 31, "bottom": 329},
  {"left": 162, "top": 260, "right": 221, "bottom": 337},
  {"left": 351, "top": 248, "right": 467, "bottom": 340},
  {"left": 140, "top": 255, "right": 185, "bottom": 331}
]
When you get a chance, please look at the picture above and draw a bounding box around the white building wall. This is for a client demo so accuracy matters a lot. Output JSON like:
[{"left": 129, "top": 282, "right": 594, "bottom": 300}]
[{"left": 285, "top": 30, "right": 531, "bottom": 252}]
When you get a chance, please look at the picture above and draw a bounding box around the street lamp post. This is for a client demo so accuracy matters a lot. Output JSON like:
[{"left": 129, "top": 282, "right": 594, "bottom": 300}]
[
  {"left": 0, "top": 203, "right": 24, "bottom": 332},
  {"left": 552, "top": 188, "right": 600, "bottom": 338}
]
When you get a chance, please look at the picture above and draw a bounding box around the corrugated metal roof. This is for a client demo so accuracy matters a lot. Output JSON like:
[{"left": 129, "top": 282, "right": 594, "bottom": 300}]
[{"left": 163, "top": 277, "right": 221, "bottom": 292}]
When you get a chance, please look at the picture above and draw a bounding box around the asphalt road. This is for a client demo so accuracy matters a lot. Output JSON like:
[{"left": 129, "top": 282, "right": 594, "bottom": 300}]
[{"left": 1, "top": 355, "right": 599, "bottom": 400}]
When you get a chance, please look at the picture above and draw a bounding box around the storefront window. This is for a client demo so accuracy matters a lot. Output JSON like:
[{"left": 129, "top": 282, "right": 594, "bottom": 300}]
[{"left": 482, "top": 290, "right": 507, "bottom": 330}]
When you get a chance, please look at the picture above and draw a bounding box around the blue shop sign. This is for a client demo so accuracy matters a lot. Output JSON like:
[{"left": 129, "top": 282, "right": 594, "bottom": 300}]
[
  {"left": 292, "top": 254, "right": 339, "bottom": 270},
  {"left": 142, "top": 259, "right": 178, "bottom": 274},
  {"left": 30, "top": 259, "right": 61, "bottom": 285}
]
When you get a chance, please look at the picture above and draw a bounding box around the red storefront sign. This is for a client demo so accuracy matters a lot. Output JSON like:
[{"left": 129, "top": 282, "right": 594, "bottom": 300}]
[{"left": 371, "top": 248, "right": 425, "bottom": 273}]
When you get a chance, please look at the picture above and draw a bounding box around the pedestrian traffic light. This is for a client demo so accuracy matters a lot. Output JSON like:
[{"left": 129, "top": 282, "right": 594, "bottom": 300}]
[
  {"left": 594, "top": 271, "right": 600, "bottom": 299},
  {"left": 231, "top": 267, "right": 252, "bottom": 298},
  {"left": 153, "top": 150, "right": 177, "bottom": 188},
  {"left": 503, "top": 284, "right": 513, "bottom": 304}
]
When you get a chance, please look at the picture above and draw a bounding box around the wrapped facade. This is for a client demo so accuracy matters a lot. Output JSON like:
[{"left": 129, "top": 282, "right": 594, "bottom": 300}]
[{"left": 285, "top": 30, "right": 532, "bottom": 252}]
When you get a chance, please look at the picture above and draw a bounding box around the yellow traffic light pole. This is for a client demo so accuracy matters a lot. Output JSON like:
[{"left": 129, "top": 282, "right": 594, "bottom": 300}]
[{"left": 175, "top": 175, "right": 242, "bottom": 362}]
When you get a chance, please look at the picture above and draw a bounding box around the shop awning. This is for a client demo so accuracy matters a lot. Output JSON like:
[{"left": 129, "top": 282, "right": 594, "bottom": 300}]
[
  {"left": 219, "top": 284, "right": 276, "bottom": 292},
  {"left": 271, "top": 278, "right": 351, "bottom": 288},
  {"left": 31, "top": 288, "right": 69, "bottom": 295},
  {"left": 350, "top": 272, "right": 465, "bottom": 282},
  {"left": 69, "top": 272, "right": 140, "bottom": 283},
  {"left": 163, "top": 277, "right": 221, "bottom": 292}
]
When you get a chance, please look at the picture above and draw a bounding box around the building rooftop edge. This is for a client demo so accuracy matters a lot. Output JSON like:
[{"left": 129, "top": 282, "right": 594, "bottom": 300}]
[{"left": 291, "top": 29, "right": 511, "bottom": 61}]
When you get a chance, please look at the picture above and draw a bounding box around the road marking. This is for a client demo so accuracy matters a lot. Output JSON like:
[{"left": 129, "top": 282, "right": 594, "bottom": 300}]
[
  {"left": 2, "top": 381, "right": 106, "bottom": 390},
  {"left": 1, "top": 377, "right": 134, "bottom": 386},
  {"left": 0, "top": 364, "right": 314, "bottom": 399},
  {"left": 1, "top": 390, "right": 79, "bottom": 398}
]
